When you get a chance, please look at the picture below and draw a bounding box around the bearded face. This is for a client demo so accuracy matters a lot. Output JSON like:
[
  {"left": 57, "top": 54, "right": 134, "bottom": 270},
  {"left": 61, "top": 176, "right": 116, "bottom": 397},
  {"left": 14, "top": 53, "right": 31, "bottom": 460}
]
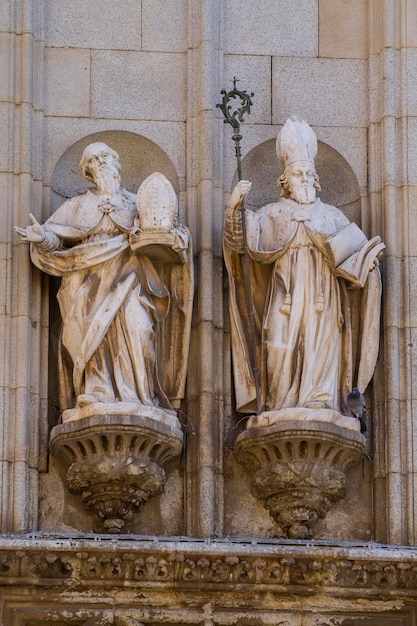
[
  {"left": 80, "top": 142, "right": 122, "bottom": 195},
  {"left": 93, "top": 160, "right": 121, "bottom": 195},
  {"left": 283, "top": 161, "right": 318, "bottom": 204}
]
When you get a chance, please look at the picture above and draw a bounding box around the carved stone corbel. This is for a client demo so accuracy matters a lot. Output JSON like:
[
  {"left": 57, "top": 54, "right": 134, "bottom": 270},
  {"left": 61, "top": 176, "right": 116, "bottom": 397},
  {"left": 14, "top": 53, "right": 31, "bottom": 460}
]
[
  {"left": 50, "top": 410, "right": 183, "bottom": 533},
  {"left": 235, "top": 418, "right": 365, "bottom": 539}
]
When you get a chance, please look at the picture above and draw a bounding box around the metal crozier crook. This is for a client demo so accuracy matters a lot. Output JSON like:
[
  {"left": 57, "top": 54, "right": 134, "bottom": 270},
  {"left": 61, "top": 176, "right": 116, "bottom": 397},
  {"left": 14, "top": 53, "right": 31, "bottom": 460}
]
[{"left": 217, "top": 79, "right": 261, "bottom": 417}]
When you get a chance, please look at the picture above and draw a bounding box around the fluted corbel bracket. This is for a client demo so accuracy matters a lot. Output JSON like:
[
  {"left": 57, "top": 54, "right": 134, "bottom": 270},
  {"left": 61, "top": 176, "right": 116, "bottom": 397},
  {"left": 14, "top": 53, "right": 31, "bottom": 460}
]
[
  {"left": 50, "top": 410, "right": 183, "bottom": 533},
  {"left": 235, "top": 418, "right": 365, "bottom": 539}
]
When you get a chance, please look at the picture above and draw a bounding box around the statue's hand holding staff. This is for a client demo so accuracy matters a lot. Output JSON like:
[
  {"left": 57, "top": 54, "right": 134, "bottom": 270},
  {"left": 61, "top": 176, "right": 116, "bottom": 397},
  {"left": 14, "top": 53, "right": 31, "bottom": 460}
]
[
  {"left": 15, "top": 213, "right": 46, "bottom": 243},
  {"left": 229, "top": 180, "right": 252, "bottom": 211}
]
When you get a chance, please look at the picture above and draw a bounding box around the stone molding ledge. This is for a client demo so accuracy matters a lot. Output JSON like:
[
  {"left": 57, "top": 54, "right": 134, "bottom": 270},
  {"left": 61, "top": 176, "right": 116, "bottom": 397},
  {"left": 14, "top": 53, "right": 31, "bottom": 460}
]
[{"left": 1, "top": 536, "right": 417, "bottom": 597}]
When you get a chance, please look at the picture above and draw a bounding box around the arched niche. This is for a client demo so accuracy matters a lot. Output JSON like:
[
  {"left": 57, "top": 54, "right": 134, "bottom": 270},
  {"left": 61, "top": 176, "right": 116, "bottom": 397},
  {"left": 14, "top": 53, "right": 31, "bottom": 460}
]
[
  {"left": 50, "top": 130, "right": 179, "bottom": 213},
  {"left": 233, "top": 138, "right": 362, "bottom": 225},
  {"left": 47, "top": 131, "right": 179, "bottom": 428}
]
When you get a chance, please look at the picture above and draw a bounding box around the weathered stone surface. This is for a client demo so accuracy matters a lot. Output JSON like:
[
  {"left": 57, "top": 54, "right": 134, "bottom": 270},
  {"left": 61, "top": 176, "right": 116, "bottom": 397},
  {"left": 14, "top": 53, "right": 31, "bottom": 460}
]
[
  {"left": 224, "top": 119, "right": 383, "bottom": 423},
  {"left": 236, "top": 420, "right": 365, "bottom": 538},
  {"left": 142, "top": 0, "right": 187, "bottom": 52},
  {"left": 45, "top": 0, "right": 142, "bottom": 50},
  {"left": 223, "top": 0, "right": 318, "bottom": 56},
  {"left": 319, "top": 0, "right": 368, "bottom": 59},
  {"left": 17, "top": 143, "right": 193, "bottom": 419},
  {"left": 91, "top": 52, "right": 186, "bottom": 121},
  {"left": 1, "top": 536, "right": 417, "bottom": 599},
  {"left": 51, "top": 412, "right": 183, "bottom": 533},
  {"left": 272, "top": 58, "right": 367, "bottom": 127},
  {"left": 44, "top": 47, "right": 90, "bottom": 117},
  {"left": 3, "top": 0, "right": 417, "bottom": 607}
]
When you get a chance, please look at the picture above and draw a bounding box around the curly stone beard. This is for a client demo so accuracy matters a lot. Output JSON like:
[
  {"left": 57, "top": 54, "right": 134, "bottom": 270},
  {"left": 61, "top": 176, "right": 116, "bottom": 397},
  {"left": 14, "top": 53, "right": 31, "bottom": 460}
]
[
  {"left": 94, "top": 165, "right": 121, "bottom": 196},
  {"left": 289, "top": 181, "right": 316, "bottom": 204}
]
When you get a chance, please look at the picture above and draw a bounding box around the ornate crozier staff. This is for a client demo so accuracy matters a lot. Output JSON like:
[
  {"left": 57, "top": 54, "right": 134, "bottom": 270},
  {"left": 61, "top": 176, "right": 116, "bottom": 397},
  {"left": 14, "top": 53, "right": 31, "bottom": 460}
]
[{"left": 217, "top": 79, "right": 261, "bottom": 417}]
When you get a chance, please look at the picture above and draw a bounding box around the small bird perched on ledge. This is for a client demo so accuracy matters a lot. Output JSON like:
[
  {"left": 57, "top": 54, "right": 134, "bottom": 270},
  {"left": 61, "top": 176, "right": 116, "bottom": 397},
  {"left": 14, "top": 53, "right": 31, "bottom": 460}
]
[{"left": 346, "top": 387, "right": 367, "bottom": 434}]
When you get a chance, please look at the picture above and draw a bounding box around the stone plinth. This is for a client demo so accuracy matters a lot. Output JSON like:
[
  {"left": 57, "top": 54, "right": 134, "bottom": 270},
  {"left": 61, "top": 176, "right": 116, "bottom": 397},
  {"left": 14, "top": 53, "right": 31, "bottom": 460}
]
[
  {"left": 235, "top": 416, "right": 365, "bottom": 539},
  {"left": 50, "top": 409, "right": 183, "bottom": 533}
]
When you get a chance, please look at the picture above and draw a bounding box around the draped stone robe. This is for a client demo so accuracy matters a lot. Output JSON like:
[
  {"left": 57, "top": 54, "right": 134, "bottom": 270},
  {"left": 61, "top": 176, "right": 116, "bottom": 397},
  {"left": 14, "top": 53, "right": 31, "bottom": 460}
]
[
  {"left": 31, "top": 189, "right": 182, "bottom": 412},
  {"left": 223, "top": 197, "right": 382, "bottom": 416}
]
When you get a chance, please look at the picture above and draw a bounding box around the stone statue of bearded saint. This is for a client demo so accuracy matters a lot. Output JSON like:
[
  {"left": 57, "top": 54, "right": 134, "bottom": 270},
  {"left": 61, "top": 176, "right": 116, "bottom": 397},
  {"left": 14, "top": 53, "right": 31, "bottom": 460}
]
[
  {"left": 223, "top": 117, "right": 384, "bottom": 430},
  {"left": 16, "top": 142, "right": 193, "bottom": 425}
]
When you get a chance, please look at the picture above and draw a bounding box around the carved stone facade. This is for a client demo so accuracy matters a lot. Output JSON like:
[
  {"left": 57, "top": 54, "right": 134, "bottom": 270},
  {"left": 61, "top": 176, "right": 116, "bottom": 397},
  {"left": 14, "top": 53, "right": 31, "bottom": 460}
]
[
  {"left": 3, "top": 0, "right": 417, "bottom": 624},
  {"left": 2, "top": 538, "right": 417, "bottom": 624}
]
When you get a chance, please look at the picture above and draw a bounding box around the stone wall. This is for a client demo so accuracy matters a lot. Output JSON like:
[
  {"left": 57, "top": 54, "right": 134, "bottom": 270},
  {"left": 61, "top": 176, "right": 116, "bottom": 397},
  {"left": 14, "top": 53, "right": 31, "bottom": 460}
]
[{"left": 2, "top": 0, "right": 417, "bottom": 623}]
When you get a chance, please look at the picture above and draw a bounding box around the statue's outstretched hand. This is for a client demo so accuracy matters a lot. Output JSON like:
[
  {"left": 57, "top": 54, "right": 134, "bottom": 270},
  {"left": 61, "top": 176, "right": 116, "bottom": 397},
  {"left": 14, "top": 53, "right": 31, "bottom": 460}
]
[
  {"left": 15, "top": 213, "right": 46, "bottom": 243},
  {"left": 228, "top": 180, "right": 252, "bottom": 210}
]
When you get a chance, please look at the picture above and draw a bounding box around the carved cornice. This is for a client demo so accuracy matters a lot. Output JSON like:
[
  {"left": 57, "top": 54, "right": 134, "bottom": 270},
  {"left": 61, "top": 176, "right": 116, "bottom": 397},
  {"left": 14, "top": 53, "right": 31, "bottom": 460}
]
[{"left": 1, "top": 536, "right": 417, "bottom": 597}]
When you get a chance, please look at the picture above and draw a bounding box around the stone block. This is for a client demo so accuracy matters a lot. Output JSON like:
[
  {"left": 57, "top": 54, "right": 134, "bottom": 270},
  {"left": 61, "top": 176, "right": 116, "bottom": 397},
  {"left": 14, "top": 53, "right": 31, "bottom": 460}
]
[
  {"left": 142, "top": 0, "right": 187, "bottom": 52},
  {"left": 319, "top": 126, "right": 368, "bottom": 195},
  {"left": 0, "top": 173, "right": 13, "bottom": 237},
  {"left": 42, "top": 118, "right": 186, "bottom": 190},
  {"left": 0, "top": 33, "right": 12, "bottom": 101},
  {"left": 0, "top": 316, "right": 7, "bottom": 384},
  {"left": 0, "top": 103, "right": 12, "bottom": 171},
  {"left": 45, "top": 0, "right": 141, "bottom": 50},
  {"left": 385, "top": 399, "right": 405, "bottom": 459},
  {"left": 0, "top": 242, "right": 10, "bottom": 310},
  {"left": 91, "top": 51, "right": 186, "bottom": 121},
  {"left": 315, "top": 463, "right": 372, "bottom": 542},
  {"left": 384, "top": 255, "right": 404, "bottom": 328},
  {"left": 370, "top": 49, "right": 417, "bottom": 121},
  {"left": 44, "top": 47, "right": 90, "bottom": 117},
  {"left": 409, "top": 329, "right": 417, "bottom": 399},
  {"left": 272, "top": 57, "right": 367, "bottom": 127},
  {"left": 383, "top": 328, "right": 404, "bottom": 401},
  {"left": 407, "top": 187, "right": 417, "bottom": 255},
  {"left": 224, "top": 0, "right": 318, "bottom": 56},
  {"left": 224, "top": 454, "right": 280, "bottom": 537},
  {"left": 408, "top": 257, "right": 417, "bottom": 328},
  {"left": 406, "top": 118, "right": 417, "bottom": 185},
  {"left": 0, "top": 2, "right": 10, "bottom": 31},
  {"left": 224, "top": 55, "right": 271, "bottom": 124},
  {"left": 368, "top": 54, "right": 381, "bottom": 123},
  {"left": 319, "top": 0, "right": 367, "bottom": 58},
  {"left": 403, "top": 49, "right": 417, "bottom": 116},
  {"left": 0, "top": 388, "right": 12, "bottom": 458},
  {"left": 406, "top": 1, "right": 417, "bottom": 46}
]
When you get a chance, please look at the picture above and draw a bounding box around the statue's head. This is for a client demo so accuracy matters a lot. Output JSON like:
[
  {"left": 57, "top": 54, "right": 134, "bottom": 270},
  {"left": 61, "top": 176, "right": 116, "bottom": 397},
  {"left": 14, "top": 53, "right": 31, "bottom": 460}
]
[
  {"left": 276, "top": 117, "right": 320, "bottom": 204},
  {"left": 279, "top": 161, "right": 321, "bottom": 204},
  {"left": 79, "top": 142, "right": 121, "bottom": 184}
]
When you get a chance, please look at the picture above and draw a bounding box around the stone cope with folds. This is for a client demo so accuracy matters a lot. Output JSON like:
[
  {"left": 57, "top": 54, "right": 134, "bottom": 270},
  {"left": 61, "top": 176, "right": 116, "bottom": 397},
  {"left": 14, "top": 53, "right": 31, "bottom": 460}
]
[
  {"left": 17, "top": 142, "right": 193, "bottom": 425},
  {"left": 223, "top": 117, "right": 384, "bottom": 431}
]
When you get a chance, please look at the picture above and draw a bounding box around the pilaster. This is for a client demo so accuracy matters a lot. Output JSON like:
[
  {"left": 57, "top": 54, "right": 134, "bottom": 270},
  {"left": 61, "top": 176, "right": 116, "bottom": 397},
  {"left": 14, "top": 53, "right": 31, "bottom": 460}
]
[
  {"left": 0, "top": 0, "right": 46, "bottom": 531},
  {"left": 185, "top": 0, "right": 225, "bottom": 537},
  {"left": 368, "top": 0, "right": 417, "bottom": 544}
]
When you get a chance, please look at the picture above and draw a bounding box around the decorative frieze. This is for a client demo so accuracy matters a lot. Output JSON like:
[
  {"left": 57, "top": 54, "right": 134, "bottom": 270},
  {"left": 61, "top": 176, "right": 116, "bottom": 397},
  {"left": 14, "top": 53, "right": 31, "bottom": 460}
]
[{"left": 1, "top": 538, "right": 417, "bottom": 596}]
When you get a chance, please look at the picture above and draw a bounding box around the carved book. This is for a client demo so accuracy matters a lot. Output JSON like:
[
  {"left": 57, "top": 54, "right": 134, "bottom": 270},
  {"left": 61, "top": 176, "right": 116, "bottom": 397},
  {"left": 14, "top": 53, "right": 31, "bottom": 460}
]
[{"left": 325, "top": 222, "right": 385, "bottom": 287}]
